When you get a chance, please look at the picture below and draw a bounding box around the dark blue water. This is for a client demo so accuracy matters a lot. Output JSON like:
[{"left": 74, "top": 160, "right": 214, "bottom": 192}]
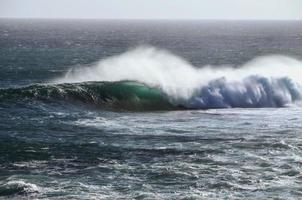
[{"left": 1, "top": 19, "right": 302, "bottom": 199}]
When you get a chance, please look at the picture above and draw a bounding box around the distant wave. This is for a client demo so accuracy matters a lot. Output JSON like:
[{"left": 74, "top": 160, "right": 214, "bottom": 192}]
[{"left": 51, "top": 46, "right": 302, "bottom": 109}]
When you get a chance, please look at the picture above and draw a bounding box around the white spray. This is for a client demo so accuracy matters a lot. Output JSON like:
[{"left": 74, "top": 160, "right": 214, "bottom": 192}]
[{"left": 55, "top": 46, "right": 302, "bottom": 108}]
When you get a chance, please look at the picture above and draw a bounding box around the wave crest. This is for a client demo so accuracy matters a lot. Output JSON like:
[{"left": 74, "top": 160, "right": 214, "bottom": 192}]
[
  {"left": 186, "top": 76, "right": 301, "bottom": 109},
  {"left": 0, "top": 180, "right": 40, "bottom": 196},
  {"left": 53, "top": 46, "right": 302, "bottom": 109}
]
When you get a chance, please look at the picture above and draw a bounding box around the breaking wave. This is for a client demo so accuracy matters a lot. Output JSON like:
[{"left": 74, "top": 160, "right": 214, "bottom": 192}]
[
  {"left": 0, "top": 180, "right": 40, "bottom": 196},
  {"left": 1, "top": 46, "right": 301, "bottom": 110},
  {"left": 55, "top": 46, "right": 302, "bottom": 109}
]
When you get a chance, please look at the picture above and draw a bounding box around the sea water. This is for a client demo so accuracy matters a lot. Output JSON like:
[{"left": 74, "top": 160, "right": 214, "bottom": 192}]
[{"left": 0, "top": 19, "right": 302, "bottom": 199}]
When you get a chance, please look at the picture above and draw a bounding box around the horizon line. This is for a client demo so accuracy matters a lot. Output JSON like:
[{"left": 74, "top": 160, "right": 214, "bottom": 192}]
[{"left": 0, "top": 17, "right": 301, "bottom": 21}]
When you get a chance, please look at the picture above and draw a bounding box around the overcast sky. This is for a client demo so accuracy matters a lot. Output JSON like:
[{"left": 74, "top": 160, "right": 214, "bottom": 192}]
[{"left": 0, "top": 0, "right": 301, "bottom": 20}]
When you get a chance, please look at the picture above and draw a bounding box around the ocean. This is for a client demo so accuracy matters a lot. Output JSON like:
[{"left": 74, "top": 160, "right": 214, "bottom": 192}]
[{"left": 0, "top": 19, "right": 302, "bottom": 199}]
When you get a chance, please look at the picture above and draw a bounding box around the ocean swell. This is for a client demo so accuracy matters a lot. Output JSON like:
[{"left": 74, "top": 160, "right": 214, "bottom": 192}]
[{"left": 0, "top": 81, "right": 176, "bottom": 111}]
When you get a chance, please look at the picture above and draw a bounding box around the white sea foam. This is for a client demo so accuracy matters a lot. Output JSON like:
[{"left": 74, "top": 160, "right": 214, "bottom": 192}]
[
  {"left": 55, "top": 46, "right": 302, "bottom": 108},
  {"left": 0, "top": 180, "right": 40, "bottom": 194}
]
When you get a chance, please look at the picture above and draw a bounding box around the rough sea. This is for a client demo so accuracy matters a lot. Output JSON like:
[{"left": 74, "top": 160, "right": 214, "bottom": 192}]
[{"left": 0, "top": 19, "right": 302, "bottom": 199}]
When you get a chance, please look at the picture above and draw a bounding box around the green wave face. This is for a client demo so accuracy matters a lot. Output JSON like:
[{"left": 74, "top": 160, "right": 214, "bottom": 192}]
[
  {"left": 0, "top": 81, "right": 178, "bottom": 111},
  {"left": 89, "top": 81, "right": 176, "bottom": 110}
]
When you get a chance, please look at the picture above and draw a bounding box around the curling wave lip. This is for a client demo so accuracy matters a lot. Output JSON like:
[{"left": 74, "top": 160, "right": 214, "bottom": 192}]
[{"left": 51, "top": 46, "right": 302, "bottom": 109}]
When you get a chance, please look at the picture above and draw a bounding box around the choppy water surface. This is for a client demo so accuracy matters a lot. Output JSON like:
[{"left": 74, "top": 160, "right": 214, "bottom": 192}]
[
  {"left": 1, "top": 107, "right": 302, "bottom": 199},
  {"left": 1, "top": 19, "right": 302, "bottom": 199}
]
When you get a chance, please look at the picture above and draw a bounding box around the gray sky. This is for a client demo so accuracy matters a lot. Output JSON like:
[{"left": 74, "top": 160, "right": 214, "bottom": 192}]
[{"left": 1, "top": 0, "right": 302, "bottom": 20}]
